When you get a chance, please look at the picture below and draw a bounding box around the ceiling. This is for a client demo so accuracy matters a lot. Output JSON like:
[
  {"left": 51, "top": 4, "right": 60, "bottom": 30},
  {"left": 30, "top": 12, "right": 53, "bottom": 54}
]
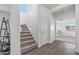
[
  {"left": 41, "top": 4, "right": 60, "bottom": 9},
  {"left": 55, "top": 5, "right": 75, "bottom": 14}
]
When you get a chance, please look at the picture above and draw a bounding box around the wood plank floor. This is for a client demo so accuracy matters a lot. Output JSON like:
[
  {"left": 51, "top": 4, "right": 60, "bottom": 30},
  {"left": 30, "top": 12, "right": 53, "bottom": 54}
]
[
  {"left": 56, "top": 36, "right": 75, "bottom": 44},
  {"left": 26, "top": 40, "right": 76, "bottom": 55}
]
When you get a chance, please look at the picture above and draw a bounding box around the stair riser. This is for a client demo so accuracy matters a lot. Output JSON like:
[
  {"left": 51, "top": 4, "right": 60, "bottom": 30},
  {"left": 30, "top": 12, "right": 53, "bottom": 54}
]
[
  {"left": 21, "top": 45, "right": 37, "bottom": 54},
  {"left": 20, "top": 34, "right": 32, "bottom": 37},
  {"left": 22, "top": 29, "right": 29, "bottom": 31},
  {"left": 20, "top": 32, "right": 30, "bottom": 34},
  {"left": 21, "top": 41, "right": 35, "bottom": 48},
  {"left": 21, "top": 38, "right": 33, "bottom": 42}
]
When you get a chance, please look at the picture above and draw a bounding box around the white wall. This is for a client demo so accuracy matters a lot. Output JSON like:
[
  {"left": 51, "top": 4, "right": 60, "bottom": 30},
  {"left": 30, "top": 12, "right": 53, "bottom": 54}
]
[
  {"left": 10, "top": 5, "right": 20, "bottom": 55},
  {"left": 75, "top": 4, "right": 79, "bottom": 53},
  {"left": 38, "top": 5, "right": 50, "bottom": 47},
  {"left": 0, "top": 4, "right": 10, "bottom": 13},
  {"left": 50, "top": 14, "right": 56, "bottom": 43},
  {"left": 20, "top": 4, "right": 39, "bottom": 44}
]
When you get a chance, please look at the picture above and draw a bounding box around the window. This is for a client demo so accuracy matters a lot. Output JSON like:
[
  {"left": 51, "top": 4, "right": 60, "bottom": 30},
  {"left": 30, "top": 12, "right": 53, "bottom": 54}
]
[{"left": 19, "top": 4, "right": 27, "bottom": 13}]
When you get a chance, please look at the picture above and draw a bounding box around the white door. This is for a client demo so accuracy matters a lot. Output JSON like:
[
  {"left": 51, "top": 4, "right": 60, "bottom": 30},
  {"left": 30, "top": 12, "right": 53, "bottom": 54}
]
[{"left": 39, "top": 5, "right": 50, "bottom": 47}]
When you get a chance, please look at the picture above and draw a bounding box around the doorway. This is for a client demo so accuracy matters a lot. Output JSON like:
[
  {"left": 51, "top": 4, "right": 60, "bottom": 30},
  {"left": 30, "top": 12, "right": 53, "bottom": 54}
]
[{"left": 55, "top": 5, "right": 76, "bottom": 44}]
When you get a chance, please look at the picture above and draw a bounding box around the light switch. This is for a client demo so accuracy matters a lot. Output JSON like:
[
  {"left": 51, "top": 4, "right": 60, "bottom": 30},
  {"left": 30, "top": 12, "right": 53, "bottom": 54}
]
[{"left": 29, "top": 27, "right": 32, "bottom": 31}]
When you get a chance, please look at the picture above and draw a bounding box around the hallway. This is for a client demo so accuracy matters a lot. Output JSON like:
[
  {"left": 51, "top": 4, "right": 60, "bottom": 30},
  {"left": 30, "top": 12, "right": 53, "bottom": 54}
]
[
  {"left": 56, "top": 36, "right": 75, "bottom": 44},
  {"left": 25, "top": 40, "right": 75, "bottom": 55},
  {"left": 0, "top": 4, "right": 78, "bottom": 55}
]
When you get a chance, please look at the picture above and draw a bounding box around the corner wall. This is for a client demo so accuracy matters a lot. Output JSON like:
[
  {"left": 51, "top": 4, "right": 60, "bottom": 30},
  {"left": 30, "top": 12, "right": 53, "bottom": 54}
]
[
  {"left": 10, "top": 5, "right": 20, "bottom": 55},
  {"left": 75, "top": 4, "right": 79, "bottom": 53},
  {"left": 50, "top": 14, "right": 56, "bottom": 43}
]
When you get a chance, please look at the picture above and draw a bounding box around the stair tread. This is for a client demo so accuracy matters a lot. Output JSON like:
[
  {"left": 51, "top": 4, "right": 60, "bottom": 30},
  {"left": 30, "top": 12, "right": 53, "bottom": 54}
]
[
  {"left": 21, "top": 40, "right": 35, "bottom": 44},
  {"left": 21, "top": 43, "right": 37, "bottom": 50},
  {"left": 21, "top": 36, "right": 33, "bottom": 39},
  {"left": 20, "top": 33, "right": 32, "bottom": 35},
  {"left": 21, "top": 31, "right": 30, "bottom": 32}
]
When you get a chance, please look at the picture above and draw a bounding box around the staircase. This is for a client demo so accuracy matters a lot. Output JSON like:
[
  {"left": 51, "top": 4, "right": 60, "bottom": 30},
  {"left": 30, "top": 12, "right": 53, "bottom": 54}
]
[{"left": 20, "top": 24, "right": 37, "bottom": 55}]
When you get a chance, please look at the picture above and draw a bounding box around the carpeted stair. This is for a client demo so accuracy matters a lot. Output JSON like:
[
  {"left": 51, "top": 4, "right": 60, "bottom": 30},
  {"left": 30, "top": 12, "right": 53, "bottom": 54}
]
[{"left": 20, "top": 24, "right": 37, "bottom": 55}]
